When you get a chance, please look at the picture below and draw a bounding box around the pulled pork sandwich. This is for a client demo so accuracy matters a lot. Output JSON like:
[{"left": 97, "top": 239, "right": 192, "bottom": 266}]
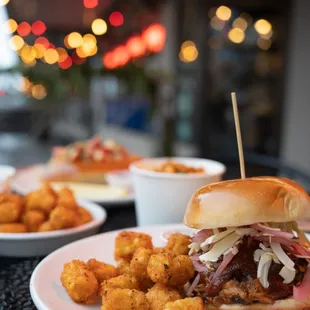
[{"left": 184, "top": 177, "right": 310, "bottom": 309}]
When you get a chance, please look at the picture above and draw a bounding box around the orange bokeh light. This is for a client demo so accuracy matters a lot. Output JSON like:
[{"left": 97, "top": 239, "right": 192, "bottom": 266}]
[
  {"left": 56, "top": 47, "right": 68, "bottom": 62},
  {"left": 142, "top": 23, "right": 166, "bottom": 52},
  {"left": 126, "top": 36, "right": 146, "bottom": 58},
  {"left": 109, "top": 12, "right": 124, "bottom": 27},
  {"left": 113, "top": 46, "right": 130, "bottom": 66},
  {"left": 35, "top": 37, "right": 49, "bottom": 49},
  {"left": 32, "top": 20, "right": 46, "bottom": 36},
  {"left": 103, "top": 52, "right": 116, "bottom": 69},
  {"left": 83, "top": 0, "right": 98, "bottom": 8},
  {"left": 17, "top": 22, "right": 31, "bottom": 37},
  {"left": 58, "top": 56, "right": 72, "bottom": 69}
]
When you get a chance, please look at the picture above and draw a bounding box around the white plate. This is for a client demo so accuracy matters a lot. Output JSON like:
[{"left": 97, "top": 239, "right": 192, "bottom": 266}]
[
  {"left": 0, "top": 199, "right": 107, "bottom": 257},
  {"left": 11, "top": 164, "right": 135, "bottom": 205},
  {"left": 30, "top": 223, "right": 194, "bottom": 310}
]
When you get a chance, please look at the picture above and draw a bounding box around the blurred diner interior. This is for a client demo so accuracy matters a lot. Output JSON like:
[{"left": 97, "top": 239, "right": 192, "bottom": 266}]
[{"left": 0, "top": 0, "right": 309, "bottom": 189}]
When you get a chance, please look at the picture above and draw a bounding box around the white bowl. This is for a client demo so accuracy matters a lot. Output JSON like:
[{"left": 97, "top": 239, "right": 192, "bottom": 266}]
[
  {"left": 106, "top": 170, "right": 133, "bottom": 190},
  {"left": 130, "top": 157, "right": 226, "bottom": 226},
  {"left": 0, "top": 199, "right": 107, "bottom": 257}
]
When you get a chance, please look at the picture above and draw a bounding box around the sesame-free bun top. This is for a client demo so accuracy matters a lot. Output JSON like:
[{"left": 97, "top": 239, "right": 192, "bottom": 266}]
[{"left": 183, "top": 176, "right": 310, "bottom": 229}]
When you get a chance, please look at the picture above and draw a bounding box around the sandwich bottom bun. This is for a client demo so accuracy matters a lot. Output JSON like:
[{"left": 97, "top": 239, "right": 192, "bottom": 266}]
[{"left": 205, "top": 298, "right": 310, "bottom": 310}]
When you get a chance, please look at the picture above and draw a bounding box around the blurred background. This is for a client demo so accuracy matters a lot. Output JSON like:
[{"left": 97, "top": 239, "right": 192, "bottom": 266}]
[{"left": 0, "top": 0, "right": 309, "bottom": 185}]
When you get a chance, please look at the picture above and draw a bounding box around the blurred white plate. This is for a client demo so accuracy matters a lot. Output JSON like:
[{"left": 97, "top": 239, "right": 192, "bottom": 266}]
[
  {"left": 11, "top": 164, "right": 135, "bottom": 205},
  {"left": 0, "top": 199, "right": 107, "bottom": 257},
  {"left": 30, "top": 223, "right": 192, "bottom": 310},
  {"left": 0, "top": 164, "right": 16, "bottom": 191}
]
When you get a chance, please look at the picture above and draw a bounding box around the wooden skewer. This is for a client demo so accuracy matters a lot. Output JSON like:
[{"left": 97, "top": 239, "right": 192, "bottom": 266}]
[{"left": 231, "top": 92, "right": 246, "bottom": 179}]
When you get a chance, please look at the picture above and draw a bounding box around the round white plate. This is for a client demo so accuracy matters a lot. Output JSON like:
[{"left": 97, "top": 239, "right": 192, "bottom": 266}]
[
  {"left": 30, "top": 223, "right": 193, "bottom": 310},
  {"left": 11, "top": 164, "right": 135, "bottom": 205},
  {"left": 0, "top": 199, "right": 107, "bottom": 257}
]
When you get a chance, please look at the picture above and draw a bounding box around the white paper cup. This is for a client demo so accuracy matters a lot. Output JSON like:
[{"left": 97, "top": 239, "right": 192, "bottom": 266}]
[{"left": 130, "top": 157, "right": 226, "bottom": 226}]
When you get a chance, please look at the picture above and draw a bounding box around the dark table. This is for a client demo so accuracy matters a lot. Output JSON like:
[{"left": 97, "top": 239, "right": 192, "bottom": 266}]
[{"left": 0, "top": 205, "right": 137, "bottom": 310}]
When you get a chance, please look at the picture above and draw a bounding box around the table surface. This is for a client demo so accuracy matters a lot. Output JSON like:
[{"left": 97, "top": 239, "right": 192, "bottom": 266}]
[{"left": 0, "top": 205, "right": 137, "bottom": 310}]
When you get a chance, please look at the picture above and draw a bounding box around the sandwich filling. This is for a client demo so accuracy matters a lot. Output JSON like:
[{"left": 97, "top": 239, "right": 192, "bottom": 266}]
[{"left": 187, "top": 222, "right": 310, "bottom": 306}]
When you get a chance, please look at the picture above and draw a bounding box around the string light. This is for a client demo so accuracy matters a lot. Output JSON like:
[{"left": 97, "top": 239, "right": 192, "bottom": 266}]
[
  {"left": 228, "top": 28, "right": 245, "bottom": 43},
  {"left": 126, "top": 36, "right": 146, "bottom": 58},
  {"left": 142, "top": 24, "right": 166, "bottom": 52},
  {"left": 91, "top": 19, "right": 107, "bottom": 35},
  {"left": 216, "top": 6, "right": 231, "bottom": 21},
  {"left": 0, "top": 0, "right": 10, "bottom": 6},
  {"left": 254, "top": 19, "right": 272, "bottom": 35},
  {"left": 35, "top": 37, "right": 49, "bottom": 49},
  {"left": 17, "top": 22, "right": 31, "bottom": 37},
  {"left": 9, "top": 35, "right": 24, "bottom": 51},
  {"left": 20, "top": 45, "right": 36, "bottom": 64},
  {"left": 44, "top": 48, "right": 59, "bottom": 64},
  {"left": 56, "top": 48, "right": 68, "bottom": 62},
  {"left": 103, "top": 52, "right": 116, "bottom": 69},
  {"left": 33, "top": 43, "right": 46, "bottom": 58},
  {"left": 67, "top": 32, "right": 83, "bottom": 48},
  {"left": 83, "top": 0, "right": 98, "bottom": 8},
  {"left": 113, "top": 46, "right": 129, "bottom": 66},
  {"left": 58, "top": 56, "right": 72, "bottom": 69},
  {"left": 179, "top": 41, "right": 198, "bottom": 62},
  {"left": 31, "top": 20, "right": 46, "bottom": 35},
  {"left": 3, "top": 19, "right": 17, "bottom": 34},
  {"left": 32, "top": 84, "right": 47, "bottom": 100},
  {"left": 210, "top": 16, "right": 225, "bottom": 31},
  {"left": 232, "top": 17, "right": 248, "bottom": 31},
  {"left": 109, "top": 12, "right": 124, "bottom": 27}
]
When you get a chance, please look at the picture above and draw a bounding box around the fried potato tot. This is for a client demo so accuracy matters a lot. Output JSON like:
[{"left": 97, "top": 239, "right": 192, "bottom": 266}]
[
  {"left": 38, "top": 221, "right": 54, "bottom": 232},
  {"left": 130, "top": 248, "right": 154, "bottom": 290},
  {"left": 87, "top": 259, "right": 119, "bottom": 283},
  {"left": 147, "top": 253, "right": 194, "bottom": 287},
  {"left": 99, "top": 274, "right": 140, "bottom": 297},
  {"left": 25, "top": 184, "right": 57, "bottom": 214},
  {"left": 0, "top": 193, "right": 23, "bottom": 224},
  {"left": 0, "top": 223, "right": 27, "bottom": 233},
  {"left": 61, "top": 260, "right": 99, "bottom": 304},
  {"left": 57, "top": 187, "right": 78, "bottom": 209},
  {"left": 146, "top": 283, "right": 182, "bottom": 310},
  {"left": 114, "top": 231, "right": 153, "bottom": 261},
  {"left": 165, "top": 233, "right": 191, "bottom": 255},
  {"left": 22, "top": 210, "right": 46, "bottom": 232},
  {"left": 153, "top": 247, "right": 167, "bottom": 254},
  {"left": 116, "top": 259, "right": 132, "bottom": 275},
  {"left": 101, "top": 288, "right": 150, "bottom": 310},
  {"left": 163, "top": 297, "right": 204, "bottom": 310},
  {"left": 76, "top": 206, "right": 92, "bottom": 225},
  {"left": 49, "top": 205, "right": 79, "bottom": 229}
]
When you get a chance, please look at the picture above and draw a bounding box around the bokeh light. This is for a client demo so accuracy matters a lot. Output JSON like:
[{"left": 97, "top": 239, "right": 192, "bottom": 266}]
[
  {"left": 9, "top": 35, "right": 24, "bottom": 51},
  {"left": 210, "top": 16, "right": 225, "bottom": 31},
  {"left": 103, "top": 52, "right": 116, "bottom": 69},
  {"left": 0, "top": 0, "right": 10, "bottom": 6},
  {"left": 179, "top": 41, "right": 198, "bottom": 63},
  {"left": 260, "top": 30, "right": 273, "bottom": 40},
  {"left": 76, "top": 46, "right": 88, "bottom": 58},
  {"left": 20, "top": 77, "right": 31, "bottom": 93},
  {"left": 142, "top": 23, "right": 166, "bottom": 52},
  {"left": 83, "top": 0, "right": 98, "bottom": 8},
  {"left": 64, "top": 35, "right": 70, "bottom": 49},
  {"left": 33, "top": 43, "right": 46, "bottom": 58},
  {"left": 20, "top": 45, "right": 36, "bottom": 64},
  {"left": 109, "top": 12, "right": 124, "bottom": 27},
  {"left": 56, "top": 47, "right": 68, "bottom": 62},
  {"left": 233, "top": 17, "right": 248, "bottom": 31},
  {"left": 3, "top": 19, "right": 17, "bottom": 34},
  {"left": 82, "top": 34, "right": 97, "bottom": 52},
  {"left": 44, "top": 48, "right": 59, "bottom": 64},
  {"left": 32, "top": 84, "right": 47, "bottom": 100},
  {"left": 126, "top": 36, "right": 146, "bottom": 58},
  {"left": 58, "top": 56, "right": 72, "bottom": 69},
  {"left": 257, "top": 38, "right": 272, "bottom": 51},
  {"left": 17, "top": 22, "right": 31, "bottom": 37},
  {"left": 72, "top": 51, "right": 86, "bottom": 65},
  {"left": 228, "top": 28, "right": 245, "bottom": 43},
  {"left": 31, "top": 20, "right": 46, "bottom": 35},
  {"left": 113, "top": 46, "right": 130, "bottom": 66},
  {"left": 240, "top": 12, "right": 253, "bottom": 26},
  {"left": 216, "top": 6, "right": 231, "bottom": 21},
  {"left": 67, "top": 32, "right": 83, "bottom": 48},
  {"left": 254, "top": 19, "right": 272, "bottom": 35},
  {"left": 91, "top": 19, "right": 107, "bottom": 35}
]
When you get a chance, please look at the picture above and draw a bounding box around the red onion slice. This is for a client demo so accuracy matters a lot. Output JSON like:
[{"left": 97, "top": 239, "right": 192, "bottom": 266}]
[
  {"left": 186, "top": 273, "right": 200, "bottom": 297},
  {"left": 251, "top": 224, "right": 294, "bottom": 239},
  {"left": 294, "top": 267, "right": 310, "bottom": 300}
]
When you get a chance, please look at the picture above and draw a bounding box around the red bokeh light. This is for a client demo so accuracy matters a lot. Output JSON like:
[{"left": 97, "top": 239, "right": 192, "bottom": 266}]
[
  {"left": 142, "top": 23, "right": 166, "bottom": 52},
  {"left": 17, "top": 22, "right": 31, "bottom": 37},
  {"left": 103, "top": 52, "right": 116, "bottom": 69},
  {"left": 0, "top": 90, "right": 6, "bottom": 96},
  {"left": 31, "top": 21, "right": 46, "bottom": 36},
  {"left": 72, "top": 51, "right": 86, "bottom": 65},
  {"left": 109, "top": 12, "right": 124, "bottom": 27},
  {"left": 126, "top": 36, "right": 146, "bottom": 58},
  {"left": 58, "top": 56, "right": 72, "bottom": 70},
  {"left": 49, "top": 43, "right": 56, "bottom": 49},
  {"left": 83, "top": 0, "right": 98, "bottom": 8},
  {"left": 35, "top": 37, "right": 49, "bottom": 49},
  {"left": 113, "top": 45, "right": 130, "bottom": 66}
]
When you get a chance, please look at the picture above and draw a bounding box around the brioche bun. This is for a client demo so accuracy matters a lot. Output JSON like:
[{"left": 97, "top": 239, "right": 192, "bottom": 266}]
[
  {"left": 184, "top": 176, "right": 310, "bottom": 229},
  {"left": 206, "top": 297, "right": 310, "bottom": 309}
]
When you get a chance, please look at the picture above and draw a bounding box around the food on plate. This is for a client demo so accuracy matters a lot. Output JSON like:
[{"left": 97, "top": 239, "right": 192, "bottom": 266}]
[
  {"left": 183, "top": 176, "right": 310, "bottom": 308},
  {"left": 0, "top": 223, "right": 27, "bottom": 233},
  {"left": 61, "top": 260, "right": 99, "bottom": 304},
  {"left": 114, "top": 231, "right": 153, "bottom": 261},
  {"left": 45, "top": 136, "right": 140, "bottom": 184},
  {"left": 116, "top": 258, "right": 131, "bottom": 275},
  {"left": 163, "top": 297, "right": 204, "bottom": 310},
  {"left": 153, "top": 160, "right": 204, "bottom": 174},
  {"left": 0, "top": 184, "right": 92, "bottom": 233},
  {"left": 87, "top": 259, "right": 119, "bottom": 283},
  {"left": 0, "top": 193, "right": 23, "bottom": 224},
  {"left": 101, "top": 288, "right": 150, "bottom": 310},
  {"left": 165, "top": 233, "right": 191, "bottom": 255}
]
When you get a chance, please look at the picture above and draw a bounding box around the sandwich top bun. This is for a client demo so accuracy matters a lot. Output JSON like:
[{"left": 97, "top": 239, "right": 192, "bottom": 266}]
[{"left": 184, "top": 176, "right": 310, "bottom": 229}]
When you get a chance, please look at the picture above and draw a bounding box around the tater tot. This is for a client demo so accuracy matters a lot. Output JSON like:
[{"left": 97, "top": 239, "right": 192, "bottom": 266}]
[
  {"left": 57, "top": 187, "right": 78, "bottom": 209},
  {"left": 153, "top": 247, "right": 167, "bottom": 254},
  {"left": 147, "top": 253, "right": 195, "bottom": 287},
  {"left": 116, "top": 259, "right": 132, "bottom": 275},
  {"left": 146, "top": 283, "right": 182, "bottom": 310},
  {"left": 87, "top": 259, "right": 118, "bottom": 283},
  {"left": 61, "top": 260, "right": 99, "bottom": 304},
  {"left": 49, "top": 205, "right": 79, "bottom": 229},
  {"left": 130, "top": 248, "right": 154, "bottom": 290},
  {"left": 163, "top": 297, "right": 204, "bottom": 310},
  {"left": 0, "top": 223, "right": 27, "bottom": 233},
  {"left": 101, "top": 288, "right": 150, "bottom": 310},
  {"left": 22, "top": 210, "right": 46, "bottom": 232},
  {"left": 165, "top": 233, "right": 191, "bottom": 255},
  {"left": 38, "top": 221, "right": 54, "bottom": 232},
  {"left": 114, "top": 231, "right": 153, "bottom": 261},
  {"left": 0, "top": 194, "right": 23, "bottom": 224},
  {"left": 99, "top": 274, "right": 140, "bottom": 297},
  {"left": 25, "top": 184, "right": 57, "bottom": 214},
  {"left": 76, "top": 206, "right": 92, "bottom": 225}
]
